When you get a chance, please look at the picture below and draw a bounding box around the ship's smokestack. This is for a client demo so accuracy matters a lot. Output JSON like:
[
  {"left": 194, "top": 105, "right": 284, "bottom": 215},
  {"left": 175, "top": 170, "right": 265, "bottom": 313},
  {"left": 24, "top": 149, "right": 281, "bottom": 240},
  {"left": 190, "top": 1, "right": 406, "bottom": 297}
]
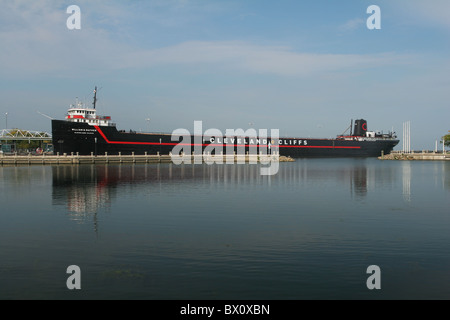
[
  {"left": 93, "top": 86, "right": 97, "bottom": 109},
  {"left": 354, "top": 119, "right": 367, "bottom": 137}
]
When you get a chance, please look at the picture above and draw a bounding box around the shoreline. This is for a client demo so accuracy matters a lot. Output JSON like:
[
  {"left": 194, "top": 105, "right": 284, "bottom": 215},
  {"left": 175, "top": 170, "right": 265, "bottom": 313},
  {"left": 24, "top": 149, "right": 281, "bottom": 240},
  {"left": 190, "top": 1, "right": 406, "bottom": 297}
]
[
  {"left": 379, "top": 152, "right": 449, "bottom": 161},
  {"left": 0, "top": 153, "right": 294, "bottom": 166}
]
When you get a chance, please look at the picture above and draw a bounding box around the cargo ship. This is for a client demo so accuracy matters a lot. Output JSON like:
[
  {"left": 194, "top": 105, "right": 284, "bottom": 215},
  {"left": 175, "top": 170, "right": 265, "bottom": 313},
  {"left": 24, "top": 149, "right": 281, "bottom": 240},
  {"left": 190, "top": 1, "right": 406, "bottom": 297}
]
[{"left": 52, "top": 88, "right": 399, "bottom": 157}]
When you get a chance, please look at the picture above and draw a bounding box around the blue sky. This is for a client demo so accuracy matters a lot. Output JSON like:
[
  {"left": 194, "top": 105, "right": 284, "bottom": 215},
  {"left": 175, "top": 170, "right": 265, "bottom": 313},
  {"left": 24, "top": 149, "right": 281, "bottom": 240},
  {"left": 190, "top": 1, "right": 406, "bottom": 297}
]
[{"left": 0, "top": 0, "right": 449, "bottom": 150}]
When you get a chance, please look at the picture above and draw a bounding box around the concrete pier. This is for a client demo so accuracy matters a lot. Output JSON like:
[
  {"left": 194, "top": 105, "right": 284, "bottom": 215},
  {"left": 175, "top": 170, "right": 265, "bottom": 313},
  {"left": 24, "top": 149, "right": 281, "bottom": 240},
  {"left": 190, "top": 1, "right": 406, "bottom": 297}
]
[
  {"left": 0, "top": 152, "right": 293, "bottom": 166},
  {"left": 379, "top": 151, "right": 450, "bottom": 161}
]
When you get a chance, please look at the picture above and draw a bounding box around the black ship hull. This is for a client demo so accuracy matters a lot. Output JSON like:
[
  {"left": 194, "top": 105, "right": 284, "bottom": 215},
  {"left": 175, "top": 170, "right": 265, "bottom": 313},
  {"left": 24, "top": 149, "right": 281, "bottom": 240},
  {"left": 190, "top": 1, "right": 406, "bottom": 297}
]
[{"left": 52, "top": 120, "right": 399, "bottom": 158}]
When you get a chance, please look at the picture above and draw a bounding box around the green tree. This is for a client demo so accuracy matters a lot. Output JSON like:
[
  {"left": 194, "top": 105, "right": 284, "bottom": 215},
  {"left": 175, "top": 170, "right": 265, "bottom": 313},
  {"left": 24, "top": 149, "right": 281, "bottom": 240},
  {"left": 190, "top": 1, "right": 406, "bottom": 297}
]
[
  {"left": 16, "top": 140, "right": 41, "bottom": 151},
  {"left": 443, "top": 132, "right": 450, "bottom": 147}
]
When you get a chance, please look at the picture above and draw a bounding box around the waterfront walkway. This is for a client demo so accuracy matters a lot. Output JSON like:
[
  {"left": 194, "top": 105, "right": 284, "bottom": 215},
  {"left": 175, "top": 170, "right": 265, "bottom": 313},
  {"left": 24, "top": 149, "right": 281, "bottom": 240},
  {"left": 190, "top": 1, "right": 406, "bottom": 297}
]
[{"left": 0, "top": 152, "right": 292, "bottom": 166}]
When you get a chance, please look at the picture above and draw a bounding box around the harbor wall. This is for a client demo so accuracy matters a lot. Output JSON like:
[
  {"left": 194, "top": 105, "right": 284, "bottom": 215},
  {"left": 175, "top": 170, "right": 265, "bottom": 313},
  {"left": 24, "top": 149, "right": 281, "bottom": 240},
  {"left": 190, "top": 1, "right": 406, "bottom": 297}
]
[
  {"left": 379, "top": 151, "right": 449, "bottom": 161},
  {"left": 0, "top": 152, "right": 293, "bottom": 166}
]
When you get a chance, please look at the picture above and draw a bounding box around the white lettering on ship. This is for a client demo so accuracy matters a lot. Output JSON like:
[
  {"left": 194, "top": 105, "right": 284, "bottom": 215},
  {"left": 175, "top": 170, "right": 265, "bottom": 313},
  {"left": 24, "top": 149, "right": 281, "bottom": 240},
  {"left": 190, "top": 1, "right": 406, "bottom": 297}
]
[{"left": 72, "top": 128, "right": 96, "bottom": 135}]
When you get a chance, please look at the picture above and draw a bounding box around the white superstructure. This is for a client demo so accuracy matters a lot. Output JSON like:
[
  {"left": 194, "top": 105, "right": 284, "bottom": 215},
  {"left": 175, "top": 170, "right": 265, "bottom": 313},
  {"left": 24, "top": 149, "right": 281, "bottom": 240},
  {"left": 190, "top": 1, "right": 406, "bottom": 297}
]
[{"left": 65, "top": 87, "right": 115, "bottom": 127}]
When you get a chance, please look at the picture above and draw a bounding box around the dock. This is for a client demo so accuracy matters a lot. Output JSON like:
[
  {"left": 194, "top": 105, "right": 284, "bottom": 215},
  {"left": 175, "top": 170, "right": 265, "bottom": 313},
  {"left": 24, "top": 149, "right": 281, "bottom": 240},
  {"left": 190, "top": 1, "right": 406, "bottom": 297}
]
[
  {"left": 379, "top": 151, "right": 450, "bottom": 161},
  {"left": 0, "top": 152, "right": 294, "bottom": 166}
]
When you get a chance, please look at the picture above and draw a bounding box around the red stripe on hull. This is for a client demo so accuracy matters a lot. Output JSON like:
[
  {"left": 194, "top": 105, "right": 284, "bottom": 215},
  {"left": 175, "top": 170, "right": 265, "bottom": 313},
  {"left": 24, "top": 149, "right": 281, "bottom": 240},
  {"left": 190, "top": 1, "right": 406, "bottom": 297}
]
[{"left": 94, "top": 126, "right": 361, "bottom": 149}]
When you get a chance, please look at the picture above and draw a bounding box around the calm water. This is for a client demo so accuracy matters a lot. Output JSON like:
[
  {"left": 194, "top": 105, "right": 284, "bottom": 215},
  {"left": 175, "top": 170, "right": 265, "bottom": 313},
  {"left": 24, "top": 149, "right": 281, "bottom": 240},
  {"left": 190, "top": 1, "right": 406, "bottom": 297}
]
[{"left": 0, "top": 158, "right": 449, "bottom": 300}]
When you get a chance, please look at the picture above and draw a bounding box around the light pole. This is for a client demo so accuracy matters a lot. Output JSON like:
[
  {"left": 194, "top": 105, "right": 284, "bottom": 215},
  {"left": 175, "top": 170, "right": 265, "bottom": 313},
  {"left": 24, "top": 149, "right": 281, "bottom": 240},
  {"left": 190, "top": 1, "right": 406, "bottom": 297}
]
[{"left": 5, "top": 112, "right": 7, "bottom": 129}]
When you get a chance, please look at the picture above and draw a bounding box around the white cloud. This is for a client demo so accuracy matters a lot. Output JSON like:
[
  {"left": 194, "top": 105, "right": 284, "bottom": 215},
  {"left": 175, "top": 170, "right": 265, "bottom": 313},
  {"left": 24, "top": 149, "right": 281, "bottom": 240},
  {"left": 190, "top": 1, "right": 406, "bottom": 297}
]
[
  {"left": 339, "top": 18, "right": 365, "bottom": 31},
  {"left": 388, "top": 0, "right": 450, "bottom": 29},
  {"left": 411, "top": 0, "right": 450, "bottom": 28},
  {"left": 0, "top": 29, "right": 414, "bottom": 78},
  {"left": 0, "top": 0, "right": 429, "bottom": 81}
]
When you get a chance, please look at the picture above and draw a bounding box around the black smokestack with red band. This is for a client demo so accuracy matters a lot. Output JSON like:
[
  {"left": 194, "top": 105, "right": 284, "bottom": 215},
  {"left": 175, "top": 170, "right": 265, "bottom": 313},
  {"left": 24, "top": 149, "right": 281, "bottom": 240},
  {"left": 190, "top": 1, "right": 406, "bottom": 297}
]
[{"left": 354, "top": 119, "right": 367, "bottom": 137}]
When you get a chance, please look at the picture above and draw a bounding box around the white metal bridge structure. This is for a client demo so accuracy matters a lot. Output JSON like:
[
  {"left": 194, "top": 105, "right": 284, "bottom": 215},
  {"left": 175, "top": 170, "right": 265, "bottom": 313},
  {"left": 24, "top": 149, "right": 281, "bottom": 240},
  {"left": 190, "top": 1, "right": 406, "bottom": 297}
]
[{"left": 0, "top": 129, "right": 52, "bottom": 142}]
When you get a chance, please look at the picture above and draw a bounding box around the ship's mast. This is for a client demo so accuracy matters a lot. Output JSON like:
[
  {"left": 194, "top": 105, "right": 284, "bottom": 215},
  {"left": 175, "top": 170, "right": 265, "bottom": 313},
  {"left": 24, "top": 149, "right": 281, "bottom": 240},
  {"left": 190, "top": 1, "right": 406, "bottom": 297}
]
[{"left": 93, "top": 86, "right": 97, "bottom": 109}]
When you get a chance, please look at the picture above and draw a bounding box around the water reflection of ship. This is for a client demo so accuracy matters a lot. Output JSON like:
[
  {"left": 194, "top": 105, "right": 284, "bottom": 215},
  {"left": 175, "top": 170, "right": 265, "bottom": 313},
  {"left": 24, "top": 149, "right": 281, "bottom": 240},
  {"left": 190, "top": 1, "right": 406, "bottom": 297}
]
[
  {"left": 52, "top": 165, "right": 113, "bottom": 214},
  {"left": 51, "top": 161, "right": 399, "bottom": 228},
  {"left": 51, "top": 164, "right": 208, "bottom": 220},
  {"left": 350, "top": 165, "right": 367, "bottom": 198},
  {"left": 275, "top": 160, "right": 395, "bottom": 198},
  {"left": 52, "top": 165, "right": 115, "bottom": 234}
]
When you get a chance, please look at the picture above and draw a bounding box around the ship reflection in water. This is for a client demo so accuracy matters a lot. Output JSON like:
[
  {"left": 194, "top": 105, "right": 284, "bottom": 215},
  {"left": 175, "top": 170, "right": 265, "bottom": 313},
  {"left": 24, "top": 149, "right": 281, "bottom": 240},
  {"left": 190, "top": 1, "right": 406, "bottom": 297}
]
[
  {"left": 52, "top": 165, "right": 114, "bottom": 233},
  {"left": 52, "top": 166, "right": 112, "bottom": 216},
  {"left": 51, "top": 159, "right": 401, "bottom": 227}
]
